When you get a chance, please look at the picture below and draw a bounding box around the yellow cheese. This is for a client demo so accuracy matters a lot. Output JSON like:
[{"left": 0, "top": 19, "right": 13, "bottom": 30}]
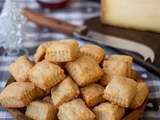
[{"left": 101, "top": 0, "right": 160, "bottom": 33}]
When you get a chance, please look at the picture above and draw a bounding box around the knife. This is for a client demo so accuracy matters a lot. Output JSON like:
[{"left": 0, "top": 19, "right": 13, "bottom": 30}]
[
  {"left": 23, "top": 8, "right": 160, "bottom": 77},
  {"left": 23, "top": 8, "right": 155, "bottom": 62}
]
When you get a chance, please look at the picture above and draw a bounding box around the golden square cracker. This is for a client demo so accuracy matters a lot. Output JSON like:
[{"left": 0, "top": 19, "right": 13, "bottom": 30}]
[
  {"left": 80, "top": 44, "right": 105, "bottom": 63},
  {"left": 42, "top": 59, "right": 66, "bottom": 69},
  {"left": 8, "top": 55, "right": 33, "bottom": 82},
  {"left": 26, "top": 101, "right": 56, "bottom": 120},
  {"left": 109, "top": 55, "right": 133, "bottom": 63},
  {"left": 45, "top": 39, "right": 80, "bottom": 62},
  {"left": 51, "top": 76, "right": 80, "bottom": 107},
  {"left": 80, "top": 83, "right": 105, "bottom": 107},
  {"left": 103, "top": 60, "right": 129, "bottom": 76},
  {"left": 103, "top": 76, "right": 137, "bottom": 107},
  {"left": 130, "top": 82, "right": 149, "bottom": 109},
  {"left": 93, "top": 102, "right": 125, "bottom": 120},
  {"left": 0, "top": 82, "right": 38, "bottom": 108},
  {"left": 109, "top": 55, "right": 133, "bottom": 77},
  {"left": 29, "top": 61, "right": 65, "bottom": 91},
  {"left": 34, "top": 41, "right": 54, "bottom": 63},
  {"left": 58, "top": 99, "right": 95, "bottom": 120},
  {"left": 59, "top": 39, "right": 79, "bottom": 46},
  {"left": 65, "top": 56, "right": 103, "bottom": 86}
]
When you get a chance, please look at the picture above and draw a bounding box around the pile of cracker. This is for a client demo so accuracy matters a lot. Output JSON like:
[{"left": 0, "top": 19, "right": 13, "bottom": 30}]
[{"left": 0, "top": 39, "right": 149, "bottom": 120}]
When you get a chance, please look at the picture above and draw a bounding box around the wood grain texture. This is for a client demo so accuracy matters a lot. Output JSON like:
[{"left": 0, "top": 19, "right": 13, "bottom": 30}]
[{"left": 84, "top": 17, "right": 160, "bottom": 67}]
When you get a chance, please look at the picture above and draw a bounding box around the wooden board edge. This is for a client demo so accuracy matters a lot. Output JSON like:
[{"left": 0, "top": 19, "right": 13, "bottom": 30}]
[{"left": 122, "top": 99, "right": 148, "bottom": 120}]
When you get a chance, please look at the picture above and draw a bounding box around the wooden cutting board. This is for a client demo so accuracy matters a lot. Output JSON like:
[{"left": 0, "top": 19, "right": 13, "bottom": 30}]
[{"left": 84, "top": 17, "right": 160, "bottom": 67}]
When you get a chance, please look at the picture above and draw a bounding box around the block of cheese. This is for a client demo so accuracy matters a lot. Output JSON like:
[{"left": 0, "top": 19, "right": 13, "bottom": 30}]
[{"left": 101, "top": 0, "right": 160, "bottom": 33}]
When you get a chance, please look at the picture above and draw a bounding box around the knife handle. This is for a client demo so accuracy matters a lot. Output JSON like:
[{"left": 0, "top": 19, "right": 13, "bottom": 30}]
[{"left": 23, "top": 8, "right": 79, "bottom": 35}]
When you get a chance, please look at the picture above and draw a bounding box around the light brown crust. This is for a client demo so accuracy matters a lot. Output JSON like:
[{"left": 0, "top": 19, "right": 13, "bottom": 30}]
[
  {"left": 80, "top": 44, "right": 105, "bottom": 63},
  {"left": 80, "top": 83, "right": 105, "bottom": 107},
  {"left": 109, "top": 55, "right": 133, "bottom": 77},
  {"left": 51, "top": 76, "right": 80, "bottom": 107},
  {"left": 58, "top": 99, "right": 95, "bottom": 120},
  {"left": 130, "top": 82, "right": 149, "bottom": 109},
  {"left": 93, "top": 102, "right": 125, "bottom": 120},
  {"left": 103, "top": 76, "right": 137, "bottom": 107},
  {"left": 0, "top": 82, "right": 38, "bottom": 108},
  {"left": 59, "top": 39, "right": 79, "bottom": 46},
  {"left": 45, "top": 39, "right": 80, "bottom": 62},
  {"left": 25, "top": 101, "right": 56, "bottom": 120},
  {"left": 65, "top": 56, "right": 104, "bottom": 86},
  {"left": 109, "top": 55, "right": 133, "bottom": 64},
  {"left": 103, "top": 60, "right": 129, "bottom": 76},
  {"left": 34, "top": 41, "right": 54, "bottom": 63},
  {"left": 8, "top": 55, "right": 33, "bottom": 82},
  {"left": 29, "top": 61, "right": 65, "bottom": 91}
]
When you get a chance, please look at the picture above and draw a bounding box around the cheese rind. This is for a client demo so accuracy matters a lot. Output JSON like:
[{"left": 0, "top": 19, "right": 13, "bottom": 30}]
[{"left": 101, "top": 0, "right": 160, "bottom": 33}]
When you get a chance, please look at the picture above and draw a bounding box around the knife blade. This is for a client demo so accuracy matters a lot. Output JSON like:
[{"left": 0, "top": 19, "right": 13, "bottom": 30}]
[
  {"left": 23, "top": 8, "right": 155, "bottom": 62},
  {"left": 86, "top": 31, "right": 155, "bottom": 62},
  {"left": 76, "top": 31, "right": 160, "bottom": 77}
]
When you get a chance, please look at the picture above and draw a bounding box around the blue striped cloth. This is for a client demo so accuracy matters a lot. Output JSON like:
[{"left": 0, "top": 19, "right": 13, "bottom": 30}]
[{"left": 0, "top": 1, "right": 159, "bottom": 120}]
